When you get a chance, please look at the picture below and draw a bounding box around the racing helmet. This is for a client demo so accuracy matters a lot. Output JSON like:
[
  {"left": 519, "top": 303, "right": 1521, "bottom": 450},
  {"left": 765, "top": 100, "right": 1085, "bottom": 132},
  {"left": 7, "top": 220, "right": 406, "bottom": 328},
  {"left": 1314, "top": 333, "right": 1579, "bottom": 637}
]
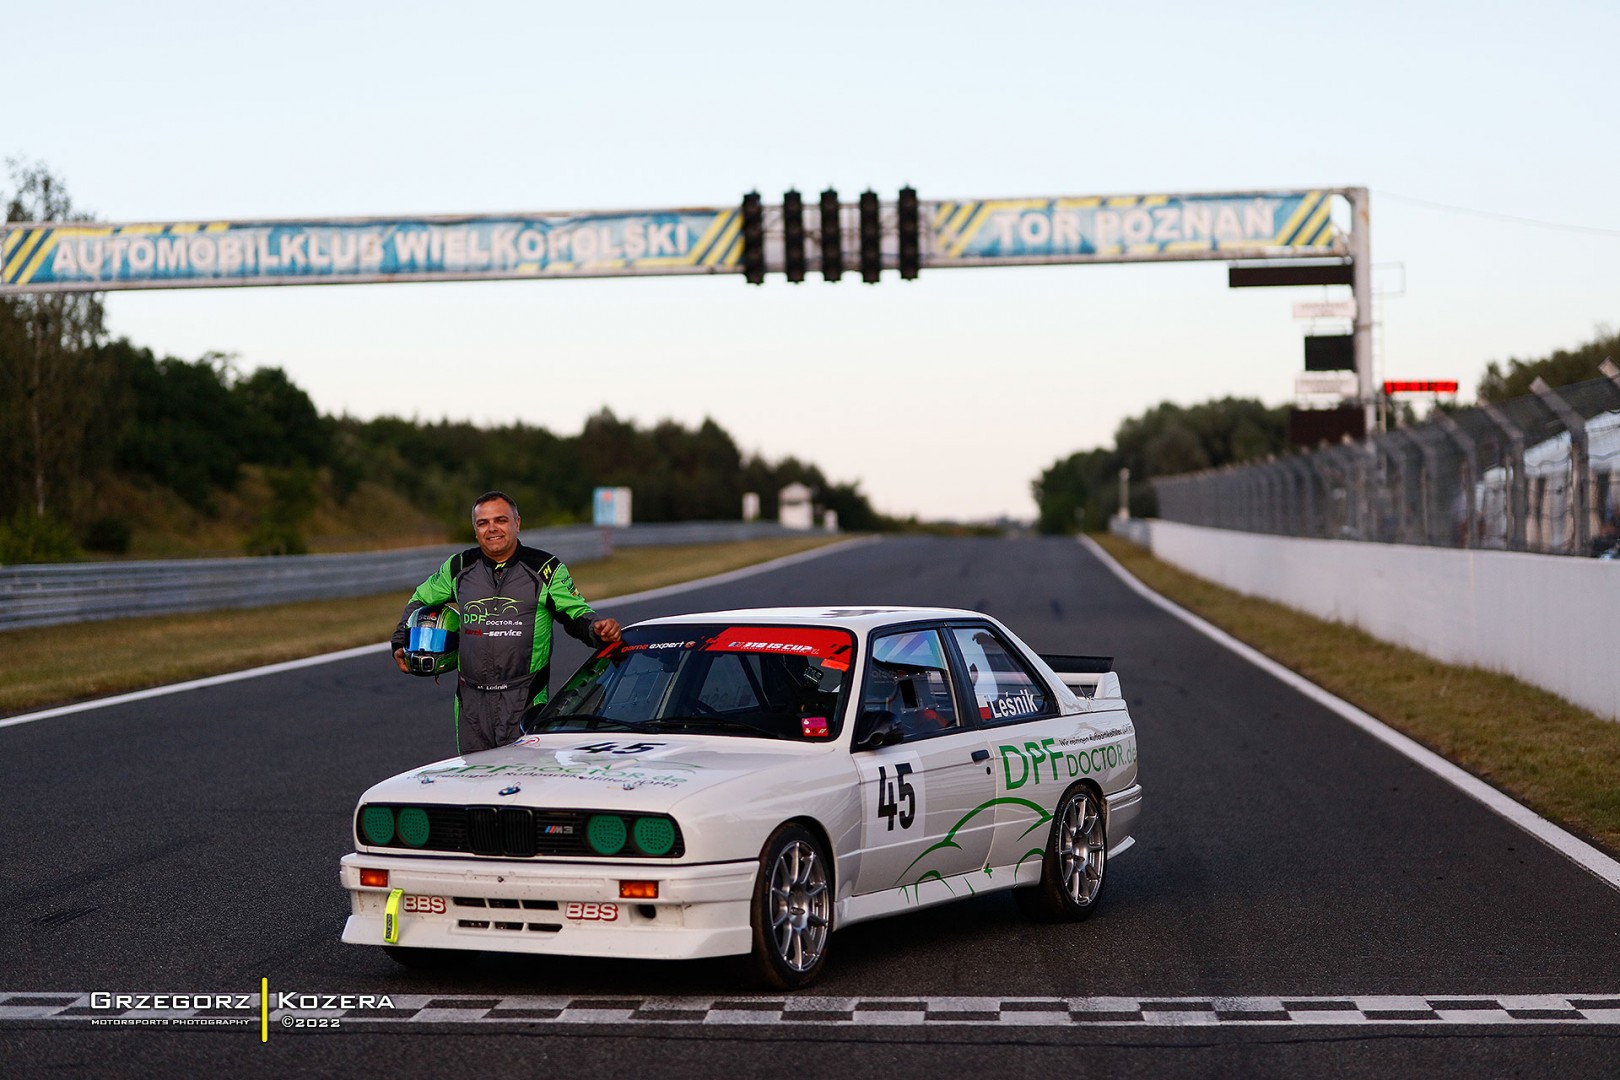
[{"left": 403, "top": 604, "right": 460, "bottom": 677}]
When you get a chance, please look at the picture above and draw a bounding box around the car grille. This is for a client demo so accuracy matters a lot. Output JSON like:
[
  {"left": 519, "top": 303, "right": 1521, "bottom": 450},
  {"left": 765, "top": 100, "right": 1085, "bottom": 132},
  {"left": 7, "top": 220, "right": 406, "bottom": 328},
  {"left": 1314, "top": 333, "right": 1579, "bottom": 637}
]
[{"left": 356, "top": 804, "right": 685, "bottom": 859}]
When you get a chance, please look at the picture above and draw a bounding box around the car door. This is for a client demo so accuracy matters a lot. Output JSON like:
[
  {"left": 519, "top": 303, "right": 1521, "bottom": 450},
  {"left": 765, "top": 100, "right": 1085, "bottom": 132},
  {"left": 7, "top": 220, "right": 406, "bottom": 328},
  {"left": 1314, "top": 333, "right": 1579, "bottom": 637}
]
[
  {"left": 945, "top": 622, "right": 1072, "bottom": 875},
  {"left": 851, "top": 626, "right": 996, "bottom": 896}
]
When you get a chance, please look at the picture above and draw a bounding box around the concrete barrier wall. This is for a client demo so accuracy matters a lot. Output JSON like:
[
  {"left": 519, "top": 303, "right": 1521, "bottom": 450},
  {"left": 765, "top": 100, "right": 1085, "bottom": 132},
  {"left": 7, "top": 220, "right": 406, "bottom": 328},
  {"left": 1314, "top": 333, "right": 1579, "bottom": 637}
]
[{"left": 1140, "top": 520, "right": 1620, "bottom": 722}]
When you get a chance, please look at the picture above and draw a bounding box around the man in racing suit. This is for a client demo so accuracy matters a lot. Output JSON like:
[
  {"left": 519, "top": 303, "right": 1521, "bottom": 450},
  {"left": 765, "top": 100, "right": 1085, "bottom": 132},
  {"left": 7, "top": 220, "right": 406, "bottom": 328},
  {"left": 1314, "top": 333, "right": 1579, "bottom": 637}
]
[{"left": 391, "top": 490, "right": 621, "bottom": 754}]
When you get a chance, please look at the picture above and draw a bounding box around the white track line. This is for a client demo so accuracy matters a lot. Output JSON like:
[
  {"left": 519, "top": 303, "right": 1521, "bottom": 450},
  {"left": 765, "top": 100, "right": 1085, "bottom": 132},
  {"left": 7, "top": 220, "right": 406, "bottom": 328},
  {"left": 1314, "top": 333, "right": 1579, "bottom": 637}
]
[
  {"left": 1082, "top": 534, "right": 1620, "bottom": 894},
  {"left": 0, "top": 537, "right": 877, "bottom": 731}
]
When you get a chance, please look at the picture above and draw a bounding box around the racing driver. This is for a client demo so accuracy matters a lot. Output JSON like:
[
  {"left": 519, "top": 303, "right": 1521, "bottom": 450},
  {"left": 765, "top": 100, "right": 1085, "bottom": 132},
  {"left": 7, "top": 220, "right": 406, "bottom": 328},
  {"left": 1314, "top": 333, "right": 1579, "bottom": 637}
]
[{"left": 391, "top": 490, "right": 621, "bottom": 753}]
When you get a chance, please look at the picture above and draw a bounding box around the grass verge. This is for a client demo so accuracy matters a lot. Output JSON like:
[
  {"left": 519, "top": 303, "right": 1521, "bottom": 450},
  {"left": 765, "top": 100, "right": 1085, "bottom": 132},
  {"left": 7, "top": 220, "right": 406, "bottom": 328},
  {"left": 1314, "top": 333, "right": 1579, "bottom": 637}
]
[
  {"left": 0, "top": 535, "right": 845, "bottom": 718},
  {"left": 1093, "top": 531, "right": 1620, "bottom": 855}
]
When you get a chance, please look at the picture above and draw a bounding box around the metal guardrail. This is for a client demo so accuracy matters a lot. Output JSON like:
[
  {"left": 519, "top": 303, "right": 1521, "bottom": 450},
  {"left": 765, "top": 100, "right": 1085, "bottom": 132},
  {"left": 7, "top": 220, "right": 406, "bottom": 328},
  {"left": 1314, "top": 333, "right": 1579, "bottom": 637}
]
[
  {"left": 605, "top": 521, "right": 813, "bottom": 547},
  {"left": 0, "top": 521, "right": 836, "bottom": 629},
  {"left": 1153, "top": 373, "right": 1620, "bottom": 557}
]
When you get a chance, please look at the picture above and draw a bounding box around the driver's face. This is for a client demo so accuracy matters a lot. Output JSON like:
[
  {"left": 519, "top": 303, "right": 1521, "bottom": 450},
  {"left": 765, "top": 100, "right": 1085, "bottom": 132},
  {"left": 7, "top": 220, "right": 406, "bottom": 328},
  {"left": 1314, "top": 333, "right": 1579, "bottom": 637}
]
[{"left": 473, "top": 498, "right": 520, "bottom": 562}]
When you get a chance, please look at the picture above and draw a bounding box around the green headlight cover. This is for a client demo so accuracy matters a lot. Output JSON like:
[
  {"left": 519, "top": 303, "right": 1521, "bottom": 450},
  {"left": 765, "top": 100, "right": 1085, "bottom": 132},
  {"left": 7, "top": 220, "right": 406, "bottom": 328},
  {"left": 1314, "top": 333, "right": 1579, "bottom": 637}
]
[
  {"left": 632, "top": 816, "right": 675, "bottom": 856},
  {"left": 587, "top": 814, "right": 627, "bottom": 855},
  {"left": 361, "top": 805, "right": 395, "bottom": 846},
  {"left": 397, "top": 807, "right": 431, "bottom": 847}
]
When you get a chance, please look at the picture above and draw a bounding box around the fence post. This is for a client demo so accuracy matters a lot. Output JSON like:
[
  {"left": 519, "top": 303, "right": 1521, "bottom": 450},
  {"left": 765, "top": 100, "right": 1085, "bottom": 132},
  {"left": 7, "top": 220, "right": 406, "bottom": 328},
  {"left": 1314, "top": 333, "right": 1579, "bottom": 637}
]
[
  {"left": 1284, "top": 456, "right": 1315, "bottom": 537},
  {"left": 1434, "top": 412, "right": 1477, "bottom": 549},
  {"left": 1378, "top": 430, "right": 1414, "bottom": 543},
  {"left": 1531, "top": 377, "right": 1590, "bottom": 554},
  {"left": 1412, "top": 427, "right": 1448, "bottom": 546},
  {"left": 1480, "top": 402, "right": 1528, "bottom": 551},
  {"left": 1353, "top": 440, "right": 1375, "bottom": 541}
]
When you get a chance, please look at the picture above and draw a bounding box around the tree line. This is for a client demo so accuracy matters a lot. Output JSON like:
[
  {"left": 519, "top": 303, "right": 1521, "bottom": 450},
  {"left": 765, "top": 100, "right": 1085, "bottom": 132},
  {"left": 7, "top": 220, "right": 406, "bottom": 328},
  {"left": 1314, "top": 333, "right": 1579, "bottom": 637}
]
[
  {"left": 0, "top": 163, "right": 880, "bottom": 562},
  {"left": 1032, "top": 326, "right": 1620, "bottom": 533}
]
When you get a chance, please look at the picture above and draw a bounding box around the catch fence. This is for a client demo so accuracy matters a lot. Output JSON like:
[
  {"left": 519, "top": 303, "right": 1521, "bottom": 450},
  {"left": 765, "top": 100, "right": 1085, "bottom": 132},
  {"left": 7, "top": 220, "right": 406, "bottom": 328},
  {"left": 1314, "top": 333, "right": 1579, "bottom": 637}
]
[{"left": 1153, "top": 372, "right": 1620, "bottom": 557}]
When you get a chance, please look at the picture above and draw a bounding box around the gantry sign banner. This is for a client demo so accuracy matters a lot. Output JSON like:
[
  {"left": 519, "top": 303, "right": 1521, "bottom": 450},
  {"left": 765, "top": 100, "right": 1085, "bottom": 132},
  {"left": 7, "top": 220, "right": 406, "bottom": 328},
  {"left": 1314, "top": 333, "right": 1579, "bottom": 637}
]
[
  {"left": 0, "top": 209, "right": 745, "bottom": 292},
  {"left": 0, "top": 189, "right": 1345, "bottom": 293},
  {"left": 929, "top": 190, "right": 1342, "bottom": 266}
]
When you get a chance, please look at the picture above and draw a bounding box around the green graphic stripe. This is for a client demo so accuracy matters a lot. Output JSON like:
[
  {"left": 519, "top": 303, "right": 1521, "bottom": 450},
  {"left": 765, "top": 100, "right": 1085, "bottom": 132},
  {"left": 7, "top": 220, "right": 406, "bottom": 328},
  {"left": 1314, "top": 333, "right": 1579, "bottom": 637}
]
[
  {"left": 1014, "top": 847, "right": 1044, "bottom": 876},
  {"left": 897, "top": 795, "right": 1053, "bottom": 883}
]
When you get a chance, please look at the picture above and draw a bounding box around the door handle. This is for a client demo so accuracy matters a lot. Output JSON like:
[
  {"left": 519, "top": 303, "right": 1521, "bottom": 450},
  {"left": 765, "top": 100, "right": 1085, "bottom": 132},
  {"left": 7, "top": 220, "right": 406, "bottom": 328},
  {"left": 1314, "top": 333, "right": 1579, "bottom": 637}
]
[{"left": 971, "top": 749, "right": 990, "bottom": 762}]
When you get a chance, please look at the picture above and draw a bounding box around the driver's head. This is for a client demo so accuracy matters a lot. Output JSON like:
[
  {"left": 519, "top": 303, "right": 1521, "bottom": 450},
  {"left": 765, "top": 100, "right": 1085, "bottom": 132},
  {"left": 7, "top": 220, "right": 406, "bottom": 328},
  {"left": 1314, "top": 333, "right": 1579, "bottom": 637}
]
[{"left": 471, "top": 490, "right": 521, "bottom": 562}]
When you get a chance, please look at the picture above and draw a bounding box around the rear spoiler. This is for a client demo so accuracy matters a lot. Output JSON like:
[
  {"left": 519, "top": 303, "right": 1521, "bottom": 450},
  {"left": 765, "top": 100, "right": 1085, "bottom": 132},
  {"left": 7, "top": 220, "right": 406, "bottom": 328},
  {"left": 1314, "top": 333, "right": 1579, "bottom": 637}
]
[{"left": 1039, "top": 653, "right": 1121, "bottom": 700}]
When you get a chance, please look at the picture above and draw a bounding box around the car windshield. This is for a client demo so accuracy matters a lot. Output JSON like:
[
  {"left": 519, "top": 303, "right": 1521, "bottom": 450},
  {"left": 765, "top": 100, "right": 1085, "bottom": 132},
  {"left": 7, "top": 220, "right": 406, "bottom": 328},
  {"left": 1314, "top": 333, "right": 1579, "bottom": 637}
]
[{"left": 525, "top": 623, "right": 857, "bottom": 741}]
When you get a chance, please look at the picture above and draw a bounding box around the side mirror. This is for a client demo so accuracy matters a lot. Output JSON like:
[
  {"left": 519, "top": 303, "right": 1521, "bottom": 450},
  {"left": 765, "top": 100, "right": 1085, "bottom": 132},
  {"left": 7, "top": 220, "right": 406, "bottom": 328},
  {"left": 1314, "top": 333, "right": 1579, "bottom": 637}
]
[{"left": 855, "top": 709, "right": 903, "bottom": 750}]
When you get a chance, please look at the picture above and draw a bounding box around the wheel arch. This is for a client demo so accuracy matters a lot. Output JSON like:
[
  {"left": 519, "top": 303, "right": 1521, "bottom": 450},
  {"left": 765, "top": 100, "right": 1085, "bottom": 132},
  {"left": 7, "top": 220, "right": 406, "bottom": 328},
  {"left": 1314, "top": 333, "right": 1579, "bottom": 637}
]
[
  {"left": 1067, "top": 777, "right": 1107, "bottom": 818},
  {"left": 782, "top": 814, "right": 838, "bottom": 903}
]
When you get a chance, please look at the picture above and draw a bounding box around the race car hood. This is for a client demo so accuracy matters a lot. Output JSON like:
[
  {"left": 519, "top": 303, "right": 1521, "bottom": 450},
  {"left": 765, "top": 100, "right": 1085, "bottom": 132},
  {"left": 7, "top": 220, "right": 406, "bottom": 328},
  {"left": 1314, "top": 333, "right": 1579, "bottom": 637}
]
[{"left": 358, "top": 731, "right": 832, "bottom": 814}]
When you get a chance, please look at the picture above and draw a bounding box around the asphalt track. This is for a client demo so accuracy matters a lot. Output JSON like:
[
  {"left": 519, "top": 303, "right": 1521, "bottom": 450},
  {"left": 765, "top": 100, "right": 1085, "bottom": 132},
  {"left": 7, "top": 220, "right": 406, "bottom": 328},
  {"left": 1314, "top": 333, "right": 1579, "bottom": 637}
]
[{"left": 3, "top": 536, "right": 1618, "bottom": 1079}]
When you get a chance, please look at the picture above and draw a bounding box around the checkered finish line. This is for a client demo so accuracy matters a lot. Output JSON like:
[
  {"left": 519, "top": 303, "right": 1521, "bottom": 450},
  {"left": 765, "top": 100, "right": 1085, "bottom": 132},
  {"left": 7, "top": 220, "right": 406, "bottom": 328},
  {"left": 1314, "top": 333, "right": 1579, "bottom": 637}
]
[{"left": 4, "top": 993, "right": 1620, "bottom": 1027}]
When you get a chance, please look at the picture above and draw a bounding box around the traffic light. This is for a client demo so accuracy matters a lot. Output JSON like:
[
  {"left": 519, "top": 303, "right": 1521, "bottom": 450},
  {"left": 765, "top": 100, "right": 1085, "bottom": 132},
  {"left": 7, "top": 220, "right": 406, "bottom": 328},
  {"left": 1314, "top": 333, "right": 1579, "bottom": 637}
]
[
  {"left": 819, "top": 189, "right": 842, "bottom": 281},
  {"left": 858, "top": 190, "right": 881, "bottom": 283},
  {"left": 741, "top": 191, "right": 764, "bottom": 285},
  {"left": 897, "top": 186, "right": 919, "bottom": 280},
  {"left": 782, "top": 190, "right": 805, "bottom": 283}
]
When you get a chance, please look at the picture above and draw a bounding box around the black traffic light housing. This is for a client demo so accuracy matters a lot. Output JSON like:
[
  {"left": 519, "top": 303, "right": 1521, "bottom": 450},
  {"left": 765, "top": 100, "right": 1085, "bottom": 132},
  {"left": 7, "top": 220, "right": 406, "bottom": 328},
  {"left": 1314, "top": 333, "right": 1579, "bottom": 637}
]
[
  {"left": 897, "top": 186, "right": 920, "bottom": 280},
  {"left": 782, "top": 190, "right": 805, "bottom": 283},
  {"left": 819, "top": 189, "right": 842, "bottom": 281},
  {"left": 858, "top": 190, "right": 881, "bottom": 283},
  {"left": 741, "top": 191, "right": 765, "bottom": 285}
]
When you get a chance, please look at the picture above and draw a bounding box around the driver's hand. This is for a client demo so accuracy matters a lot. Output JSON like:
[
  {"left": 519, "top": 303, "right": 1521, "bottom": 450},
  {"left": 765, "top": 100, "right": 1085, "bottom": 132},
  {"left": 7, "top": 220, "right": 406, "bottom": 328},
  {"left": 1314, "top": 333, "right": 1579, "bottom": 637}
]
[
  {"left": 393, "top": 647, "right": 409, "bottom": 674},
  {"left": 592, "top": 618, "right": 622, "bottom": 645}
]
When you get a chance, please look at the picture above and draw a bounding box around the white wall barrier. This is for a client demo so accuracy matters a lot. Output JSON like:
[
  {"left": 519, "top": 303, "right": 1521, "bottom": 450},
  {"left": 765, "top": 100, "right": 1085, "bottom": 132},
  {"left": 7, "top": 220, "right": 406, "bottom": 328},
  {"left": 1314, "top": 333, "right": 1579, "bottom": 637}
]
[{"left": 1137, "top": 519, "right": 1620, "bottom": 722}]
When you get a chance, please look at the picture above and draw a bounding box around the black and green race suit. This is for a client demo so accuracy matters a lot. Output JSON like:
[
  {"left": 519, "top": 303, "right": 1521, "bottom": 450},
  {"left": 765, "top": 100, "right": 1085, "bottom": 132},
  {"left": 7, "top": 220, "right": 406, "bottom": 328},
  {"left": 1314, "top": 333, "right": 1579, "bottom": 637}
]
[{"left": 391, "top": 543, "right": 606, "bottom": 754}]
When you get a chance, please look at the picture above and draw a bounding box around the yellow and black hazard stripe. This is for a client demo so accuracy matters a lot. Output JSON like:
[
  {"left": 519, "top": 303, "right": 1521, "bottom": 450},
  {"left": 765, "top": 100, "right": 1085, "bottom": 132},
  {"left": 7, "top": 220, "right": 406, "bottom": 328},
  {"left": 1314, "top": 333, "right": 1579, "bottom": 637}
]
[
  {"left": 1272, "top": 191, "right": 1337, "bottom": 247},
  {"left": 2, "top": 226, "right": 55, "bottom": 286},
  {"left": 690, "top": 209, "right": 741, "bottom": 269}
]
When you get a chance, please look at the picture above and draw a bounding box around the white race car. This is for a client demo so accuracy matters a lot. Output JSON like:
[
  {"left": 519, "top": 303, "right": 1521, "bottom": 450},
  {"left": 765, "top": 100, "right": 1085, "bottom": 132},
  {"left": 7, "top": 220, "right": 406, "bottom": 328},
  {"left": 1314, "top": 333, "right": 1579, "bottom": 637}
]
[{"left": 341, "top": 607, "right": 1142, "bottom": 988}]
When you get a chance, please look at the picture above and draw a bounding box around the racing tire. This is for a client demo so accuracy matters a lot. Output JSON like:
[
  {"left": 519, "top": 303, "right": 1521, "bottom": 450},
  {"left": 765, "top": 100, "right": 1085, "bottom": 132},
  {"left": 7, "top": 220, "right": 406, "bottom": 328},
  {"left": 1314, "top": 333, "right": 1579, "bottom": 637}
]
[
  {"left": 747, "top": 823, "right": 833, "bottom": 990},
  {"left": 1015, "top": 784, "right": 1107, "bottom": 922},
  {"left": 382, "top": 945, "right": 477, "bottom": 971}
]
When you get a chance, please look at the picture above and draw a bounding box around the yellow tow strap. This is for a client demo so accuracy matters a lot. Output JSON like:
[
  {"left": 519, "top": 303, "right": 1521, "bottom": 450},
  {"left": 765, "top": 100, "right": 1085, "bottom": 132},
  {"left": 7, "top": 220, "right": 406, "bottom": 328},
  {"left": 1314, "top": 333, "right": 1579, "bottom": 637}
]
[{"left": 384, "top": 888, "right": 404, "bottom": 944}]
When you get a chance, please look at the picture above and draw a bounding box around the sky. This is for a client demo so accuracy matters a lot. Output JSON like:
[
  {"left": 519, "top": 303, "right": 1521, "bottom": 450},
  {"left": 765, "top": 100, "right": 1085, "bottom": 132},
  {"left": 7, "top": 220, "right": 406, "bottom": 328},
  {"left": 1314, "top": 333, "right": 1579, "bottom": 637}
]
[{"left": 6, "top": 0, "right": 1618, "bottom": 522}]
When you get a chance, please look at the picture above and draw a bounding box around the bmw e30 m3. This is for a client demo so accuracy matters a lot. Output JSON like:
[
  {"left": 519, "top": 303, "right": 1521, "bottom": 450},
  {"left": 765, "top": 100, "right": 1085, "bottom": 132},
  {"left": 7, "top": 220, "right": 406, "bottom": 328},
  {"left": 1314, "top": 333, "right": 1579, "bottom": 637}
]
[{"left": 341, "top": 606, "right": 1142, "bottom": 988}]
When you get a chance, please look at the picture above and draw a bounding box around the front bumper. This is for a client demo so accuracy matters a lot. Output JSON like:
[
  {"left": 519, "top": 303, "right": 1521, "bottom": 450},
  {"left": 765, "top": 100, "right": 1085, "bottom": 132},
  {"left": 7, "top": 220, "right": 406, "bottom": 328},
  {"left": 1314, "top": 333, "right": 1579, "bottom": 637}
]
[{"left": 339, "top": 852, "right": 757, "bottom": 960}]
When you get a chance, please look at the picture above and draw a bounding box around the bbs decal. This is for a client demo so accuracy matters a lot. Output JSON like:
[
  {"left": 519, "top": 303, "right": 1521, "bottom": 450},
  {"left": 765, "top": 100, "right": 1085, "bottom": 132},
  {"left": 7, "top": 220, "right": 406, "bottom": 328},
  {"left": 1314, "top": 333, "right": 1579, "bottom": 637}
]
[{"left": 401, "top": 894, "right": 447, "bottom": 915}]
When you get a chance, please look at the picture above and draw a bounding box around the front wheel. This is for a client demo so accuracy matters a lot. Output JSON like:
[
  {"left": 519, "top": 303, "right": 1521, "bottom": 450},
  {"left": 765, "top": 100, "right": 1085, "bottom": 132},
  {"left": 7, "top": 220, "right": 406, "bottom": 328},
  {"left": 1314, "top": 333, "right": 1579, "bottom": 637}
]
[
  {"left": 748, "top": 823, "right": 833, "bottom": 989},
  {"left": 1015, "top": 785, "right": 1107, "bottom": 922}
]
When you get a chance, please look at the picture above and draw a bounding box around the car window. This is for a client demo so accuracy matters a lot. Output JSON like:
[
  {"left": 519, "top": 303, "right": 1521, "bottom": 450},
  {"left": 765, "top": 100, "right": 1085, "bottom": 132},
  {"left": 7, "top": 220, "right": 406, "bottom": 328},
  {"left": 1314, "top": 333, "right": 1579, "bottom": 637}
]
[
  {"left": 862, "top": 629, "right": 960, "bottom": 738},
  {"left": 531, "top": 623, "right": 854, "bottom": 740},
  {"left": 697, "top": 652, "right": 762, "bottom": 712},
  {"left": 949, "top": 626, "right": 1052, "bottom": 725}
]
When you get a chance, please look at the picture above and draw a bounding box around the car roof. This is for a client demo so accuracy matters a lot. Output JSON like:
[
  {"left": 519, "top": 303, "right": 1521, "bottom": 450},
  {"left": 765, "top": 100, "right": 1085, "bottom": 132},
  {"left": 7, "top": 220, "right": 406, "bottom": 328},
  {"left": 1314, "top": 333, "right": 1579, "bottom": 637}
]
[{"left": 632, "top": 606, "right": 994, "bottom": 633}]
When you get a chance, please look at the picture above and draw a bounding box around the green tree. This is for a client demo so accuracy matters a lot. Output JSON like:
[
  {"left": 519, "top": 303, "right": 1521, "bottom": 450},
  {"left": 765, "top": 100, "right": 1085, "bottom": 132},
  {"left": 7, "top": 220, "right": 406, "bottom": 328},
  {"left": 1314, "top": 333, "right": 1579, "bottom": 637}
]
[
  {"left": 0, "top": 160, "right": 108, "bottom": 519},
  {"left": 231, "top": 364, "right": 332, "bottom": 468},
  {"left": 109, "top": 343, "right": 245, "bottom": 509},
  {"left": 245, "top": 465, "right": 319, "bottom": 555},
  {"left": 1033, "top": 397, "right": 1288, "bottom": 533},
  {"left": 1476, "top": 327, "right": 1620, "bottom": 401}
]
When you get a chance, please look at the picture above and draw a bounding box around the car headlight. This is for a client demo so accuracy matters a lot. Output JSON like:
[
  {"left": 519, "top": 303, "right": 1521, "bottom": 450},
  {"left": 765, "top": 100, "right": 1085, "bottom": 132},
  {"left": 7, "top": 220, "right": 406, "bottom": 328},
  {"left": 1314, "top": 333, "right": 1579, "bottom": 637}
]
[
  {"left": 360, "top": 805, "right": 395, "bottom": 846},
  {"left": 586, "top": 814, "right": 628, "bottom": 855}
]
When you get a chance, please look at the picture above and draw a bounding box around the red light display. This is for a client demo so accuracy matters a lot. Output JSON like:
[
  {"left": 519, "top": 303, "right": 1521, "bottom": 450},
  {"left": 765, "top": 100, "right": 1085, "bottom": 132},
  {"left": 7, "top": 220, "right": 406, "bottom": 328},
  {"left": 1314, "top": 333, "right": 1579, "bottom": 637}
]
[{"left": 1383, "top": 380, "right": 1459, "bottom": 394}]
